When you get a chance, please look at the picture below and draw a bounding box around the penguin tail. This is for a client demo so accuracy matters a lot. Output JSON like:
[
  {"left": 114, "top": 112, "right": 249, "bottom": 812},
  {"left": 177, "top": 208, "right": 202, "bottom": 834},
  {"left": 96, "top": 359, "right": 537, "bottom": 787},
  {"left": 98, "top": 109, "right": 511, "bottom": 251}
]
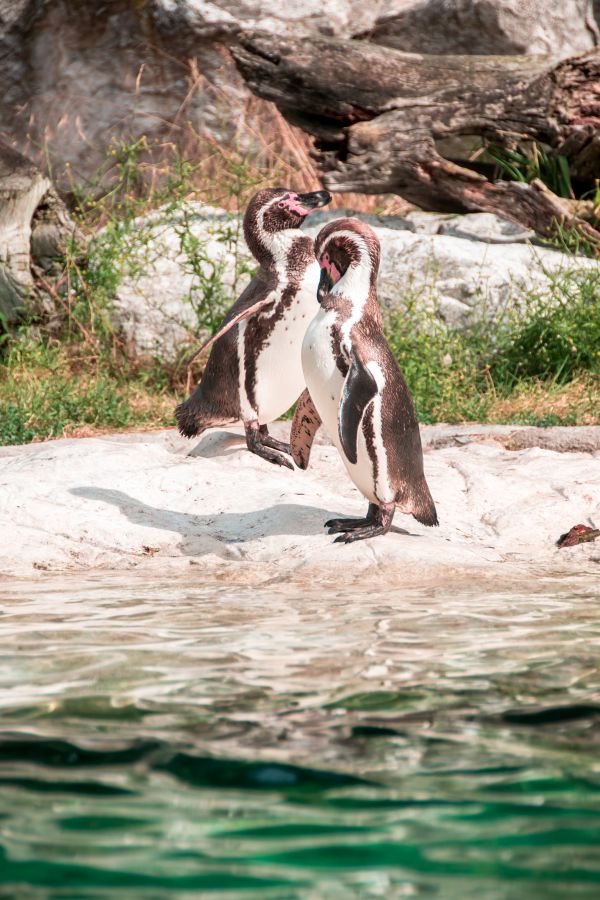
[
  {"left": 176, "top": 397, "right": 206, "bottom": 438},
  {"left": 176, "top": 394, "right": 239, "bottom": 439},
  {"left": 398, "top": 478, "right": 439, "bottom": 527}
]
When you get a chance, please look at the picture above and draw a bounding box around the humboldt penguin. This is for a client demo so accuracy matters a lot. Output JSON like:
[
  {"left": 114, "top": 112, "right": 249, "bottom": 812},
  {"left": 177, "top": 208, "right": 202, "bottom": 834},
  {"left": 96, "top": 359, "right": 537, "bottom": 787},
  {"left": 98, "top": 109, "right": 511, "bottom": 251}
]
[
  {"left": 176, "top": 187, "right": 331, "bottom": 468},
  {"left": 291, "top": 218, "right": 438, "bottom": 542}
]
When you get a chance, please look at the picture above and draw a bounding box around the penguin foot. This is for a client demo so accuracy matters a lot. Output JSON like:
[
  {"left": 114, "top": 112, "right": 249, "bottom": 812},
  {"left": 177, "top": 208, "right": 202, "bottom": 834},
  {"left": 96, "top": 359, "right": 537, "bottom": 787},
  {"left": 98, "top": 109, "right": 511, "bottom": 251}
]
[
  {"left": 258, "top": 426, "right": 291, "bottom": 455},
  {"left": 330, "top": 503, "right": 394, "bottom": 544},
  {"left": 325, "top": 503, "right": 378, "bottom": 534},
  {"left": 326, "top": 517, "right": 373, "bottom": 534},
  {"left": 252, "top": 445, "right": 294, "bottom": 470},
  {"left": 333, "top": 524, "right": 388, "bottom": 544},
  {"left": 245, "top": 421, "right": 294, "bottom": 470}
]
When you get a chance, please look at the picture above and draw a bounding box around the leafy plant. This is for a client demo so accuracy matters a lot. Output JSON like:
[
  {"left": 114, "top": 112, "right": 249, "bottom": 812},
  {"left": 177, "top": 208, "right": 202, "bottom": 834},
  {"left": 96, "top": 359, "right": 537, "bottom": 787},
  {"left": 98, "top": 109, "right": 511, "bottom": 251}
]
[
  {"left": 385, "top": 267, "right": 600, "bottom": 425},
  {"left": 484, "top": 142, "right": 574, "bottom": 198}
]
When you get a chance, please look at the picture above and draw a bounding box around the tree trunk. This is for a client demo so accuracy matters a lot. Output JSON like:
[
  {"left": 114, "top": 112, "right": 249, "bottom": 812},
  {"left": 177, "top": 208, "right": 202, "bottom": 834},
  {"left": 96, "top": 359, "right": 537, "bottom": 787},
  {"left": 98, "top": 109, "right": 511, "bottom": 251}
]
[
  {"left": 0, "top": 141, "right": 78, "bottom": 325},
  {"left": 231, "top": 34, "right": 600, "bottom": 245}
]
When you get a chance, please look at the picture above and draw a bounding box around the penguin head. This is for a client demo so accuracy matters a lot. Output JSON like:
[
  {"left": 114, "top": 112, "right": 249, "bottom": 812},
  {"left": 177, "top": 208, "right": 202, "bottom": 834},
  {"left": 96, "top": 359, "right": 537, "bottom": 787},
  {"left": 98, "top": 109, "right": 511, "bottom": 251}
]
[
  {"left": 244, "top": 188, "right": 331, "bottom": 260},
  {"left": 315, "top": 218, "right": 380, "bottom": 302}
]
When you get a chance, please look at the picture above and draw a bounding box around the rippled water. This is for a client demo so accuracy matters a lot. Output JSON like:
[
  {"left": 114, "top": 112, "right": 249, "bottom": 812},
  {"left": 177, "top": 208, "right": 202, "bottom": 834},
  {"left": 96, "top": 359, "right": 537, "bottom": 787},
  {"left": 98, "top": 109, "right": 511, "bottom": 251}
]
[{"left": 0, "top": 574, "right": 599, "bottom": 898}]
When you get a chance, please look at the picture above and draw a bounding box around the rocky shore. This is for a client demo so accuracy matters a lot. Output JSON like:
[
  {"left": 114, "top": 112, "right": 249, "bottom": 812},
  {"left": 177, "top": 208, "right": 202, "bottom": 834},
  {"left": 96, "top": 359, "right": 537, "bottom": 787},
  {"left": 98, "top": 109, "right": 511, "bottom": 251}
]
[{"left": 1, "top": 424, "right": 598, "bottom": 587}]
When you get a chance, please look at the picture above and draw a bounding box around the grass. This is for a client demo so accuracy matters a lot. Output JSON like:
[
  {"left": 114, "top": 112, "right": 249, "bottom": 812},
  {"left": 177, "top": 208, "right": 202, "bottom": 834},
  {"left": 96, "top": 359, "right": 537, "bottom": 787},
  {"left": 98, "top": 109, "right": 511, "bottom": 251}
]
[
  {"left": 3, "top": 265, "right": 598, "bottom": 445},
  {"left": 385, "top": 267, "right": 600, "bottom": 426},
  {"left": 1, "top": 122, "right": 599, "bottom": 446},
  {"left": 0, "top": 340, "right": 174, "bottom": 445}
]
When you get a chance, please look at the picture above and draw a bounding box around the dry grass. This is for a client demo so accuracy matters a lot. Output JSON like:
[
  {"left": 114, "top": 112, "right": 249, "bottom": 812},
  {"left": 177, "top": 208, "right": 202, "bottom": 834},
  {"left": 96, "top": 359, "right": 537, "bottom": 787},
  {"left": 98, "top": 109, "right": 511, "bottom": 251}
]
[
  {"left": 483, "top": 374, "right": 600, "bottom": 426},
  {"left": 63, "top": 78, "right": 413, "bottom": 227}
]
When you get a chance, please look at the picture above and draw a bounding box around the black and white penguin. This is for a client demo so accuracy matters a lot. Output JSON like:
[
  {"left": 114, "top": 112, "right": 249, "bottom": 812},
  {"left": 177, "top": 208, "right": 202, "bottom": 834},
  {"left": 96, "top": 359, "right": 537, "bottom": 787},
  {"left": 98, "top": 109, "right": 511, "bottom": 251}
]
[
  {"left": 291, "top": 217, "right": 438, "bottom": 542},
  {"left": 176, "top": 187, "right": 331, "bottom": 468}
]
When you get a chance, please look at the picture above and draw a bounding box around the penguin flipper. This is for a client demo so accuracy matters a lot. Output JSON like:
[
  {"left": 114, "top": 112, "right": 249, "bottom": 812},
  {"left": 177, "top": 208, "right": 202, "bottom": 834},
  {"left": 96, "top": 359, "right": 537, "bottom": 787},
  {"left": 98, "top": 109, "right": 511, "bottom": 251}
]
[
  {"left": 193, "top": 294, "right": 276, "bottom": 357},
  {"left": 290, "top": 389, "right": 322, "bottom": 470},
  {"left": 338, "top": 349, "right": 378, "bottom": 465}
]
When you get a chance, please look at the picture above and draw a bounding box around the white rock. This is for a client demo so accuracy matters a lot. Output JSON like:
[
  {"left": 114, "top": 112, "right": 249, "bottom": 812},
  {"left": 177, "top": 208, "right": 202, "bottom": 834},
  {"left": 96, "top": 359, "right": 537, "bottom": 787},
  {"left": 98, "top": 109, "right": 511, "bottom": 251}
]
[
  {"left": 111, "top": 202, "right": 598, "bottom": 356},
  {"left": 436, "top": 213, "right": 536, "bottom": 244},
  {"left": 371, "top": 227, "right": 598, "bottom": 331},
  {"left": 0, "top": 426, "right": 598, "bottom": 585},
  {"left": 108, "top": 203, "right": 253, "bottom": 360}
]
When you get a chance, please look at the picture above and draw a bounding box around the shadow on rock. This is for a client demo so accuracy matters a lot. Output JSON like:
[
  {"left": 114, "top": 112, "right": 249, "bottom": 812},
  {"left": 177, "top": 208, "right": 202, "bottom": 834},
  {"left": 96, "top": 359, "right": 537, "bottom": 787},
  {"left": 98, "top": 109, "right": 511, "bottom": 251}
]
[
  {"left": 187, "top": 431, "right": 246, "bottom": 459},
  {"left": 69, "top": 487, "right": 367, "bottom": 557}
]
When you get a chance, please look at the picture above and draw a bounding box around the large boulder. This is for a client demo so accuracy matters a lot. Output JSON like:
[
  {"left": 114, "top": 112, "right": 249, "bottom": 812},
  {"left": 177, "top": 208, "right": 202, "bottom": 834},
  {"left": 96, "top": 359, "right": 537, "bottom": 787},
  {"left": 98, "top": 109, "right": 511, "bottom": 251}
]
[
  {"left": 0, "top": 1, "right": 249, "bottom": 187},
  {"left": 1, "top": 1, "right": 598, "bottom": 187},
  {"left": 362, "top": 0, "right": 600, "bottom": 57},
  {"left": 109, "top": 202, "right": 598, "bottom": 359}
]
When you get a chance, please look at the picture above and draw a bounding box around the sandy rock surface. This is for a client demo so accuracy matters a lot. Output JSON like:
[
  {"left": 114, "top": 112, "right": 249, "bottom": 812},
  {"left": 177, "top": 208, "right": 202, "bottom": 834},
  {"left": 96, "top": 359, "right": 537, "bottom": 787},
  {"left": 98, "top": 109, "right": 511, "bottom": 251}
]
[{"left": 1, "top": 424, "right": 598, "bottom": 587}]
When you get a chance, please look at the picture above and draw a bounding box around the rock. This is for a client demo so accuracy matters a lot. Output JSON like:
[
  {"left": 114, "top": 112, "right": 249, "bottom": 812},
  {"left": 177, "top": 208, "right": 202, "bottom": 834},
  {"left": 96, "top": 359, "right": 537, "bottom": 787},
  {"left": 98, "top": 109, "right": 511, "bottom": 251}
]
[
  {"left": 436, "top": 213, "right": 536, "bottom": 245},
  {"left": 0, "top": 2, "right": 249, "bottom": 187},
  {"left": 362, "top": 0, "right": 600, "bottom": 57},
  {"left": 0, "top": 424, "right": 598, "bottom": 584},
  {"left": 109, "top": 202, "right": 253, "bottom": 360},
  {"left": 420, "top": 424, "right": 600, "bottom": 454},
  {"left": 406, "top": 210, "right": 537, "bottom": 243},
  {"left": 2, "top": 2, "right": 598, "bottom": 187},
  {"left": 110, "top": 202, "right": 598, "bottom": 357},
  {"left": 155, "top": 0, "right": 379, "bottom": 39},
  {"left": 0, "top": 1, "right": 384, "bottom": 187}
]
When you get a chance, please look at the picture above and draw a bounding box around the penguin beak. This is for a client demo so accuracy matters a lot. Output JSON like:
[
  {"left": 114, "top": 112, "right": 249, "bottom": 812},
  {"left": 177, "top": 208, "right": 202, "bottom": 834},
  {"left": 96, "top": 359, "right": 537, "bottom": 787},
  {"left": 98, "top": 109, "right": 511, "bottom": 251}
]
[
  {"left": 296, "top": 190, "right": 332, "bottom": 211},
  {"left": 317, "top": 266, "right": 333, "bottom": 302}
]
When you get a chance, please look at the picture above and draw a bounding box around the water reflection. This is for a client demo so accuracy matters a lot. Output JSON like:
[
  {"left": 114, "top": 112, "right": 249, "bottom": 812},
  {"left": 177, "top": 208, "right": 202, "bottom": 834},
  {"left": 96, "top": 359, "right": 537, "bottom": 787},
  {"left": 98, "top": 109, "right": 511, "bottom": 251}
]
[{"left": 0, "top": 576, "right": 598, "bottom": 896}]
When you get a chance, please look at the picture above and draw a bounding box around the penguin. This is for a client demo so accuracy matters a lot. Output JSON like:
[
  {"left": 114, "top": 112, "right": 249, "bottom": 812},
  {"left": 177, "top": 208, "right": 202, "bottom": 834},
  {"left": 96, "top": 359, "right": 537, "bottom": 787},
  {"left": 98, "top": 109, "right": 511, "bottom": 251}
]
[
  {"left": 176, "top": 187, "right": 331, "bottom": 468},
  {"left": 291, "top": 217, "right": 438, "bottom": 543}
]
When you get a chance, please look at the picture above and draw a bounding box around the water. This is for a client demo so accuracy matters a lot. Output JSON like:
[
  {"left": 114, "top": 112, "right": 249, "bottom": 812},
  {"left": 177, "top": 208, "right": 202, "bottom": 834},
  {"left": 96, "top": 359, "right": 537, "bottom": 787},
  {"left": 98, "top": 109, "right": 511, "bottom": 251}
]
[{"left": 0, "top": 574, "right": 599, "bottom": 898}]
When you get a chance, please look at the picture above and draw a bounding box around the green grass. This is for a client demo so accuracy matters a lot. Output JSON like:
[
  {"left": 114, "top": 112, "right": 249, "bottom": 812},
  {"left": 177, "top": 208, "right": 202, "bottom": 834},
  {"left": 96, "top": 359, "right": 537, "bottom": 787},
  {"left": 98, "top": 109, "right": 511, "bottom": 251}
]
[
  {"left": 2, "top": 265, "right": 597, "bottom": 446},
  {"left": 386, "top": 268, "right": 600, "bottom": 425},
  {"left": 0, "top": 138, "right": 598, "bottom": 446},
  {"left": 0, "top": 340, "right": 175, "bottom": 445}
]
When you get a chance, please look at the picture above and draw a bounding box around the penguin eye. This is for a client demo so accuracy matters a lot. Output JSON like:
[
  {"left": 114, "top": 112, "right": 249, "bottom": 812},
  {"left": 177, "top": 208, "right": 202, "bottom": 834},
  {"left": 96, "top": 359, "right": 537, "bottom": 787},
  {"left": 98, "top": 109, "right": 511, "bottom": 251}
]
[{"left": 278, "top": 200, "right": 287, "bottom": 208}]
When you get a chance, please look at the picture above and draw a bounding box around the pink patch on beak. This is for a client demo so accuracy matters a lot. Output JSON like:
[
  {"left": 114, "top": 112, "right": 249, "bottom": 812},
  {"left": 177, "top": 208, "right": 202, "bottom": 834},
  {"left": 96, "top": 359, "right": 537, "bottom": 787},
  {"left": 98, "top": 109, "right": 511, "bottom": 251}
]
[
  {"left": 319, "top": 257, "right": 341, "bottom": 283},
  {"left": 280, "top": 194, "right": 311, "bottom": 215}
]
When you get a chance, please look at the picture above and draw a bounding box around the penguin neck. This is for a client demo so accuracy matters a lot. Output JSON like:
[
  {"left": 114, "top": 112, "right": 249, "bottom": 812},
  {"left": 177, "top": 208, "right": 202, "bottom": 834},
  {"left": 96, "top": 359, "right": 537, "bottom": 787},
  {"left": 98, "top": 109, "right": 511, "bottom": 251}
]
[
  {"left": 332, "top": 263, "right": 371, "bottom": 303},
  {"left": 326, "top": 267, "right": 381, "bottom": 333},
  {"left": 246, "top": 225, "right": 304, "bottom": 269}
]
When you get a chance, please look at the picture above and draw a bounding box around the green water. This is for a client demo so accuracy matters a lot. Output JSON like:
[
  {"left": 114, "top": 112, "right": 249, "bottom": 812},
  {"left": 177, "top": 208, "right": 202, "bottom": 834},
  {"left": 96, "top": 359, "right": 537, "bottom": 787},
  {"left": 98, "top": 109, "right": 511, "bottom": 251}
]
[{"left": 0, "top": 575, "right": 599, "bottom": 898}]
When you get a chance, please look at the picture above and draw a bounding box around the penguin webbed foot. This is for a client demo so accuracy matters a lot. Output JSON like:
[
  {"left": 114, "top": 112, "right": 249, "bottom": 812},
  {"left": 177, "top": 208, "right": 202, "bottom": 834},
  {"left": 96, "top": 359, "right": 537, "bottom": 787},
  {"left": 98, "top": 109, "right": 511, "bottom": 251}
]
[
  {"left": 258, "top": 425, "right": 291, "bottom": 456},
  {"left": 325, "top": 503, "right": 378, "bottom": 534},
  {"left": 333, "top": 524, "right": 388, "bottom": 544},
  {"left": 326, "top": 516, "right": 373, "bottom": 534},
  {"left": 328, "top": 503, "right": 394, "bottom": 544},
  {"left": 245, "top": 421, "right": 294, "bottom": 470},
  {"left": 253, "top": 444, "right": 294, "bottom": 470}
]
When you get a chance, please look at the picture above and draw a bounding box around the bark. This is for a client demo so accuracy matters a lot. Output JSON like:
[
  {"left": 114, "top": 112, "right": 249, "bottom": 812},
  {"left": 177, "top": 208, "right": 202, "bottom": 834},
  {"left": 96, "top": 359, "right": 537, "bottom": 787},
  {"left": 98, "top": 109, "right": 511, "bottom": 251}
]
[
  {"left": 231, "top": 33, "right": 600, "bottom": 244},
  {"left": 0, "top": 141, "right": 78, "bottom": 324}
]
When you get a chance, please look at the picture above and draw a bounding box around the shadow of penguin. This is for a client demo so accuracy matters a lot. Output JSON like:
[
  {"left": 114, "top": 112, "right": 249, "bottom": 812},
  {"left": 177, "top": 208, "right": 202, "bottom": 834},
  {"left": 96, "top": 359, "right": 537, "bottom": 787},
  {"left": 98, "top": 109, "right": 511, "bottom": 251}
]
[{"left": 70, "top": 486, "right": 350, "bottom": 558}]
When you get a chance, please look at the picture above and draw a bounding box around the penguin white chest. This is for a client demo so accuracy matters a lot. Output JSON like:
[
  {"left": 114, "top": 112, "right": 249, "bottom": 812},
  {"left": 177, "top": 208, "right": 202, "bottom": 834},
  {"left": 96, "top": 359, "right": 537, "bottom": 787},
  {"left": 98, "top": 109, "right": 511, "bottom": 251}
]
[
  {"left": 246, "top": 261, "right": 321, "bottom": 423},
  {"left": 302, "top": 311, "right": 384, "bottom": 505},
  {"left": 302, "top": 310, "right": 344, "bottom": 434}
]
